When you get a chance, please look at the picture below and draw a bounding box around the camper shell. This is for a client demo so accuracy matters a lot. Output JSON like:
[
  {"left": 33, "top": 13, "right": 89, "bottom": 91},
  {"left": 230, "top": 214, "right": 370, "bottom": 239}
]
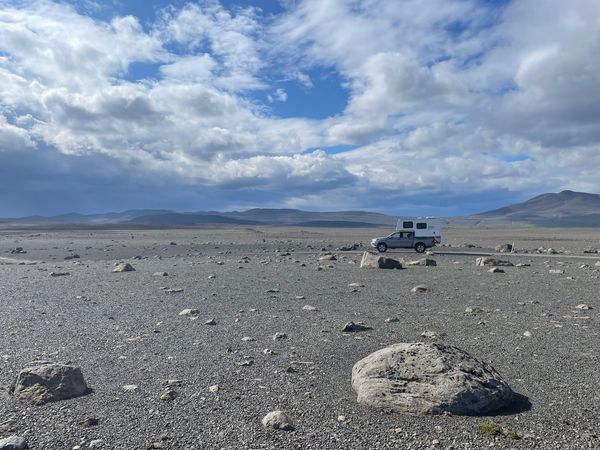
[{"left": 396, "top": 217, "right": 442, "bottom": 241}]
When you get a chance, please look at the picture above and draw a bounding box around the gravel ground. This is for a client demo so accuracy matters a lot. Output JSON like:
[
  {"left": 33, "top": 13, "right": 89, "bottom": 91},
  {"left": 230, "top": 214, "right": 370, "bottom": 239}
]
[{"left": 1, "top": 227, "right": 599, "bottom": 449}]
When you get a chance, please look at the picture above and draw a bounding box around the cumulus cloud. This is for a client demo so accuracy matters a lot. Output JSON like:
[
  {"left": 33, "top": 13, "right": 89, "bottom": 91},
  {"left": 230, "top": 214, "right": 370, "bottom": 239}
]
[{"left": 0, "top": 0, "right": 599, "bottom": 215}]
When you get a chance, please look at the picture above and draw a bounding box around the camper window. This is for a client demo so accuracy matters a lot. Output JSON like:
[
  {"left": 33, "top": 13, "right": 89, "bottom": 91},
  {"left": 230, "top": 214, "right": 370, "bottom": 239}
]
[
  {"left": 403, "top": 221, "right": 413, "bottom": 228},
  {"left": 416, "top": 222, "right": 427, "bottom": 229}
]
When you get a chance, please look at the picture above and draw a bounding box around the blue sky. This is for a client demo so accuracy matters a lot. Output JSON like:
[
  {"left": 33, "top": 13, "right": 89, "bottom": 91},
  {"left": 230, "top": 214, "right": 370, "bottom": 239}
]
[{"left": 0, "top": 0, "right": 599, "bottom": 217}]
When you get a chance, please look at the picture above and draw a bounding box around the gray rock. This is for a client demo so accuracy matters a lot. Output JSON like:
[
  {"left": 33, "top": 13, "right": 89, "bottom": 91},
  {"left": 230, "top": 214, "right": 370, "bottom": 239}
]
[
  {"left": 261, "top": 410, "right": 295, "bottom": 431},
  {"left": 342, "top": 321, "right": 372, "bottom": 332},
  {"left": 339, "top": 243, "right": 360, "bottom": 251},
  {"left": 273, "top": 332, "right": 288, "bottom": 340},
  {"left": 153, "top": 272, "right": 168, "bottom": 277},
  {"left": 49, "top": 271, "right": 70, "bottom": 277},
  {"left": 9, "top": 362, "right": 88, "bottom": 405},
  {"left": 475, "top": 257, "right": 513, "bottom": 267},
  {"left": 495, "top": 243, "right": 513, "bottom": 253},
  {"left": 410, "top": 285, "right": 430, "bottom": 293},
  {"left": 488, "top": 267, "right": 505, "bottom": 273},
  {"left": 112, "top": 263, "right": 135, "bottom": 272},
  {"left": 178, "top": 309, "right": 199, "bottom": 318},
  {"left": 10, "top": 247, "right": 26, "bottom": 254},
  {"left": 407, "top": 258, "right": 437, "bottom": 267},
  {"left": 351, "top": 342, "right": 514, "bottom": 415},
  {"left": 0, "top": 436, "right": 27, "bottom": 450},
  {"left": 318, "top": 254, "right": 337, "bottom": 261},
  {"left": 360, "top": 252, "right": 403, "bottom": 269}
]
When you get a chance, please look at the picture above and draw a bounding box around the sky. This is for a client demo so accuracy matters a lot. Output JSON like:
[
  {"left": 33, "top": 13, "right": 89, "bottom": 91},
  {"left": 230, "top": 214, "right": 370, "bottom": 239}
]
[{"left": 1, "top": 0, "right": 599, "bottom": 217}]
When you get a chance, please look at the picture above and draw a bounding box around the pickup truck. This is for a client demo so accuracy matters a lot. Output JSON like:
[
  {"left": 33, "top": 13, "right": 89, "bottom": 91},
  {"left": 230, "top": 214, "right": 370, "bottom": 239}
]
[{"left": 370, "top": 231, "right": 437, "bottom": 253}]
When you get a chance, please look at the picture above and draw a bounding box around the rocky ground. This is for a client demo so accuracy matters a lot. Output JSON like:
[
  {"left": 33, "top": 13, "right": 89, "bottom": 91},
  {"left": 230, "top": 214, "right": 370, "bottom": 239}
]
[{"left": 0, "top": 226, "right": 599, "bottom": 449}]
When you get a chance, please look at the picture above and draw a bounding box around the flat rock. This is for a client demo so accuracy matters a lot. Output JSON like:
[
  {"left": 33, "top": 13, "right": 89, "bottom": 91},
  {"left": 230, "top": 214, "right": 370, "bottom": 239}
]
[
  {"left": 178, "top": 309, "right": 199, "bottom": 318},
  {"left": 351, "top": 342, "right": 514, "bottom": 415},
  {"left": 342, "top": 321, "right": 372, "bottom": 332},
  {"left": 407, "top": 258, "right": 437, "bottom": 267},
  {"left": 318, "top": 254, "right": 337, "bottom": 261},
  {"left": 261, "top": 410, "right": 295, "bottom": 431},
  {"left": 112, "top": 263, "right": 135, "bottom": 273},
  {"left": 153, "top": 272, "right": 168, "bottom": 276},
  {"left": 360, "top": 252, "right": 403, "bottom": 269},
  {"left": 576, "top": 304, "right": 592, "bottom": 310},
  {"left": 0, "top": 436, "right": 27, "bottom": 450},
  {"left": 475, "top": 257, "right": 513, "bottom": 267},
  {"left": 410, "top": 285, "right": 430, "bottom": 293},
  {"left": 488, "top": 267, "right": 504, "bottom": 273},
  {"left": 50, "top": 272, "right": 70, "bottom": 277},
  {"left": 9, "top": 362, "right": 88, "bottom": 405},
  {"left": 302, "top": 304, "right": 317, "bottom": 311}
]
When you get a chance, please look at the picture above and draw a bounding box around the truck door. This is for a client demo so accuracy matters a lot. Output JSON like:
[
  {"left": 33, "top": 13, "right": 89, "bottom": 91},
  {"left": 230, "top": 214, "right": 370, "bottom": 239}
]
[
  {"left": 387, "top": 232, "right": 402, "bottom": 248},
  {"left": 399, "top": 232, "right": 414, "bottom": 248}
]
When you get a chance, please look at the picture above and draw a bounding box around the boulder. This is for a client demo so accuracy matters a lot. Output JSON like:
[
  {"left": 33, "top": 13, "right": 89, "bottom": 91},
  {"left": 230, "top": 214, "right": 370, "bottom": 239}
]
[
  {"left": 495, "top": 243, "right": 513, "bottom": 253},
  {"left": 112, "top": 263, "right": 135, "bottom": 273},
  {"left": 9, "top": 362, "right": 89, "bottom": 405},
  {"left": 351, "top": 342, "right": 514, "bottom": 415},
  {"left": 342, "top": 321, "right": 372, "bottom": 332},
  {"left": 475, "top": 257, "right": 513, "bottom": 267},
  {"left": 407, "top": 258, "right": 437, "bottom": 267},
  {"left": 360, "top": 252, "right": 403, "bottom": 269},
  {"left": 261, "top": 410, "right": 295, "bottom": 431},
  {"left": 0, "top": 436, "right": 27, "bottom": 450}
]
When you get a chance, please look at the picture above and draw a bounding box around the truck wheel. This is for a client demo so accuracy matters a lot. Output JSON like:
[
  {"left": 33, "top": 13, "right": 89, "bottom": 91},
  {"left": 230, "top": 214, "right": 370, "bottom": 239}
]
[
  {"left": 377, "top": 243, "right": 388, "bottom": 253},
  {"left": 414, "top": 242, "right": 426, "bottom": 253}
]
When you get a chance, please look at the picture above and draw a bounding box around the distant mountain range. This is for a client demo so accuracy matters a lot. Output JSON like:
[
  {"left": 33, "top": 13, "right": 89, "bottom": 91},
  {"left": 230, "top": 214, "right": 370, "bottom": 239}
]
[
  {"left": 2, "top": 190, "right": 599, "bottom": 228},
  {"left": 474, "top": 190, "right": 600, "bottom": 226}
]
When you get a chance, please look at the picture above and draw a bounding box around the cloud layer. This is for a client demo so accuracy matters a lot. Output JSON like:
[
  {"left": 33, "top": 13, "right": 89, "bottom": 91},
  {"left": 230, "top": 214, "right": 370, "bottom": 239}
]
[{"left": 1, "top": 0, "right": 599, "bottom": 216}]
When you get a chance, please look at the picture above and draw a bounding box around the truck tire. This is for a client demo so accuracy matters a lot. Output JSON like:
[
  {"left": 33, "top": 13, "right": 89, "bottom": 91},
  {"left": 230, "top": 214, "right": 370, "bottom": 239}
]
[
  {"left": 377, "top": 243, "right": 388, "bottom": 253},
  {"left": 414, "top": 242, "right": 426, "bottom": 253}
]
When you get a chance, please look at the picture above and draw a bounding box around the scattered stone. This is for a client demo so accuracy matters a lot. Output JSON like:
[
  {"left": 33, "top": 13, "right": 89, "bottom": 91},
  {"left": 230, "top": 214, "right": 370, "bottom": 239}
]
[
  {"left": 488, "top": 267, "right": 504, "bottom": 273},
  {"left": 549, "top": 269, "right": 565, "bottom": 274},
  {"left": 237, "top": 357, "right": 254, "bottom": 367},
  {"left": 50, "top": 271, "right": 70, "bottom": 277},
  {"left": 495, "top": 243, "right": 513, "bottom": 253},
  {"left": 302, "top": 304, "right": 317, "bottom": 311},
  {"left": 122, "top": 384, "right": 139, "bottom": 392},
  {"left": 10, "top": 247, "right": 26, "bottom": 254},
  {"left": 351, "top": 343, "right": 514, "bottom": 415},
  {"left": 160, "top": 389, "right": 177, "bottom": 401},
  {"left": 241, "top": 336, "right": 255, "bottom": 342},
  {"left": 410, "top": 285, "right": 430, "bottom": 293},
  {"left": 265, "top": 288, "right": 280, "bottom": 293},
  {"left": 348, "top": 282, "right": 365, "bottom": 288},
  {"left": 261, "top": 410, "right": 295, "bottom": 431},
  {"left": 523, "top": 331, "right": 532, "bottom": 337},
  {"left": 465, "top": 306, "right": 484, "bottom": 314},
  {"left": 273, "top": 332, "right": 288, "bottom": 340},
  {"left": 112, "top": 263, "right": 135, "bottom": 273},
  {"left": 165, "top": 288, "right": 184, "bottom": 293},
  {"left": 421, "top": 330, "right": 444, "bottom": 339},
  {"left": 79, "top": 417, "right": 99, "bottom": 427},
  {"left": 340, "top": 243, "right": 360, "bottom": 251},
  {"left": 407, "top": 258, "right": 437, "bottom": 267},
  {"left": 209, "top": 384, "right": 220, "bottom": 393},
  {"left": 64, "top": 254, "right": 80, "bottom": 260},
  {"left": 576, "top": 304, "right": 592, "bottom": 310},
  {"left": 342, "top": 321, "right": 372, "bottom": 332},
  {"left": 515, "top": 263, "right": 530, "bottom": 267},
  {"left": 178, "top": 309, "right": 199, "bottom": 319},
  {"left": 9, "top": 362, "right": 89, "bottom": 405},
  {"left": 595, "top": 261, "right": 600, "bottom": 267},
  {"left": 583, "top": 248, "right": 598, "bottom": 254},
  {"left": 475, "top": 257, "right": 513, "bottom": 267},
  {"left": 384, "top": 317, "right": 400, "bottom": 323},
  {"left": 0, "top": 436, "right": 27, "bottom": 450},
  {"left": 153, "top": 272, "right": 168, "bottom": 277},
  {"left": 204, "top": 318, "right": 217, "bottom": 325},
  {"left": 318, "top": 254, "right": 337, "bottom": 261},
  {"left": 88, "top": 440, "right": 104, "bottom": 448},
  {"left": 360, "top": 252, "right": 403, "bottom": 269}
]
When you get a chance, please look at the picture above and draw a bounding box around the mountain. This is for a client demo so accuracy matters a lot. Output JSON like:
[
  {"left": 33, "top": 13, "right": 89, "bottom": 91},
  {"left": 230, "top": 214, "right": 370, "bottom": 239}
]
[
  {"left": 475, "top": 190, "right": 600, "bottom": 226},
  {"left": 0, "top": 208, "right": 396, "bottom": 228}
]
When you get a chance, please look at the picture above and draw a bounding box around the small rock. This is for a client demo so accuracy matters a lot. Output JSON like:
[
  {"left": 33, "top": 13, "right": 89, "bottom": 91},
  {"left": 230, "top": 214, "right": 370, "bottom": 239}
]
[
  {"left": 112, "top": 263, "right": 135, "bottom": 273},
  {"left": 88, "top": 440, "right": 103, "bottom": 449},
  {"left": 523, "top": 331, "right": 532, "bottom": 337},
  {"left": 576, "top": 304, "right": 592, "bottom": 310},
  {"left": 549, "top": 269, "right": 565, "bottom": 274},
  {"left": 261, "top": 410, "right": 295, "bottom": 431},
  {"left": 273, "top": 332, "right": 288, "bottom": 340},
  {"left": 265, "top": 288, "right": 280, "bottom": 293},
  {"left": 319, "top": 254, "right": 337, "bottom": 261},
  {"left": 495, "top": 243, "right": 513, "bottom": 253},
  {"left": 384, "top": 317, "right": 400, "bottom": 323},
  {"left": 421, "top": 330, "right": 444, "bottom": 339},
  {"left": 302, "top": 304, "right": 317, "bottom": 311},
  {"left": 160, "top": 389, "right": 177, "bottom": 401},
  {"left": 50, "top": 271, "right": 70, "bottom": 277},
  {"left": 476, "top": 257, "right": 513, "bottom": 267},
  {"left": 410, "top": 285, "right": 430, "bottom": 293},
  {"left": 80, "top": 417, "right": 99, "bottom": 427},
  {"left": 465, "top": 306, "right": 484, "bottom": 314},
  {"left": 204, "top": 318, "right": 217, "bottom": 325},
  {"left": 407, "top": 258, "right": 437, "bottom": 267},
  {"left": 178, "top": 309, "right": 199, "bottom": 319},
  {"left": 153, "top": 272, "right": 168, "bottom": 277},
  {"left": 241, "top": 336, "right": 255, "bottom": 342},
  {"left": 122, "top": 384, "right": 139, "bottom": 392},
  {"left": 488, "top": 267, "right": 505, "bottom": 273},
  {"left": 209, "top": 385, "right": 220, "bottom": 393},
  {"left": 348, "top": 282, "right": 365, "bottom": 288},
  {"left": 164, "top": 288, "right": 184, "bottom": 293},
  {"left": 342, "top": 321, "right": 372, "bottom": 332}
]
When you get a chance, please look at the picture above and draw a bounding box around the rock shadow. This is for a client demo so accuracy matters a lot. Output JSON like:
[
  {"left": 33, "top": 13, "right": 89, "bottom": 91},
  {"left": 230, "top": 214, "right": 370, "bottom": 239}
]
[{"left": 488, "top": 392, "right": 532, "bottom": 416}]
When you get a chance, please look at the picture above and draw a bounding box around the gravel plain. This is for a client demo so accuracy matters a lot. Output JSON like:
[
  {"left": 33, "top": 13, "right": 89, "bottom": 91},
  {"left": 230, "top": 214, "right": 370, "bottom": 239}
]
[{"left": 1, "top": 226, "right": 599, "bottom": 449}]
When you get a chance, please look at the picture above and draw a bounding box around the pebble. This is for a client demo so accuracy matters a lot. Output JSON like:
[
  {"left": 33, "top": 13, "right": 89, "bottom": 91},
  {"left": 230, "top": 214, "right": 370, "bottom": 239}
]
[
  {"left": 410, "top": 285, "right": 430, "bottom": 293},
  {"left": 302, "top": 304, "right": 318, "bottom": 311}
]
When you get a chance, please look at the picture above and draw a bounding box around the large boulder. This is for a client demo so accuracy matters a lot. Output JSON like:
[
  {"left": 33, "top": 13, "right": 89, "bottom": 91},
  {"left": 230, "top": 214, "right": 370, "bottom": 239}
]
[
  {"left": 0, "top": 436, "right": 27, "bottom": 450},
  {"left": 360, "top": 252, "right": 403, "bottom": 269},
  {"left": 351, "top": 343, "right": 514, "bottom": 415},
  {"left": 9, "top": 362, "right": 89, "bottom": 405},
  {"left": 475, "top": 257, "right": 513, "bottom": 267}
]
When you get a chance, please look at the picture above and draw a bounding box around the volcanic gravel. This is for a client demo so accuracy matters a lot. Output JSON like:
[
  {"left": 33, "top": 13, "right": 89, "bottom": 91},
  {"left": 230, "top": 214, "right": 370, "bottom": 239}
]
[{"left": 1, "top": 227, "right": 599, "bottom": 449}]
